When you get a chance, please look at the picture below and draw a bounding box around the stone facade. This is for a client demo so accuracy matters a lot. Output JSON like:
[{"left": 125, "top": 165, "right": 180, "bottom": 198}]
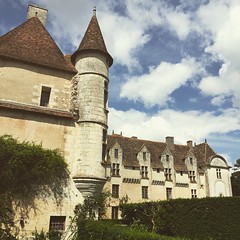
[{"left": 0, "top": 4, "right": 232, "bottom": 237}]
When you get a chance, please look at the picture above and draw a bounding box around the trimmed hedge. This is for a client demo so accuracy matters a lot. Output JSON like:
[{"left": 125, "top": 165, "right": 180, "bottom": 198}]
[
  {"left": 77, "top": 220, "right": 186, "bottom": 240},
  {"left": 121, "top": 197, "right": 240, "bottom": 240}
]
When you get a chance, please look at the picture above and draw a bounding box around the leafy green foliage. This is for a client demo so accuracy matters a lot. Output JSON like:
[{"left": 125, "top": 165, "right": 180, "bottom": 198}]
[
  {"left": 121, "top": 197, "right": 240, "bottom": 240},
  {"left": 0, "top": 135, "right": 69, "bottom": 234},
  {"left": 76, "top": 220, "right": 185, "bottom": 240},
  {"left": 74, "top": 192, "right": 110, "bottom": 220},
  {"left": 32, "top": 230, "right": 62, "bottom": 240}
]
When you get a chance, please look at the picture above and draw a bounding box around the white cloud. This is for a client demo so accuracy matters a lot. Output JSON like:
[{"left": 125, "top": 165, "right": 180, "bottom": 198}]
[
  {"left": 197, "top": 0, "right": 240, "bottom": 106},
  {"left": 109, "top": 107, "right": 240, "bottom": 162},
  {"left": 120, "top": 57, "right": 200, "bottom": 107}
]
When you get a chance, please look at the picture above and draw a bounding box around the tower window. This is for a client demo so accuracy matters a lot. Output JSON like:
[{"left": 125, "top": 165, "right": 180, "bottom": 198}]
[
  {"left": 40, "top": 86, "right": 51, "bottom": 107},
  {"left": 165, "top": 168, "right": 172, "bottom": 181},
  {"left": 143, "top": 152, "right": 147, "bottom": 160}
]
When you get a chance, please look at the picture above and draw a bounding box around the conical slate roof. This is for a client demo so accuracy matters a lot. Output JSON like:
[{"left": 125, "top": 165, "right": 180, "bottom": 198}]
[
  {"left": 0, "top": 17, "right": 76, "bottom": 73},
  {"left": 71, "top": 10, "right": 113, "bottom": 67}
]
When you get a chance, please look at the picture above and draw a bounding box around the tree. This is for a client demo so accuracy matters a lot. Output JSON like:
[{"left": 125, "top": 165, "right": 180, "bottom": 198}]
[
  {"left": 231, "top": 158, "right": 240, "bottom": 196},
  {"left": 0, "top": 135, "right": 70, "bottom": 236}
]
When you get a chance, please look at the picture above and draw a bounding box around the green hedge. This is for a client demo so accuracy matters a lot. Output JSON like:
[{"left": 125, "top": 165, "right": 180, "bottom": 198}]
[
  {"left": 121, "top": 197, "right": 240, "bottom": 240},
  {"left": 76, "top": 220, "right": 185, "bottom": 240}
]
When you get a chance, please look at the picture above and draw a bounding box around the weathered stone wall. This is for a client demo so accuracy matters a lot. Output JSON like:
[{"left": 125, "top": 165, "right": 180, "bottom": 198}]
[{"left": 0, "top": 59, "right": 72, "bottom": 110}]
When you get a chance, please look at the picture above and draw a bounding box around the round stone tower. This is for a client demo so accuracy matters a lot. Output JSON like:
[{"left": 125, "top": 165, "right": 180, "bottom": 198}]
[{"left": 70, "top": 8, "right": 113, "bottom": 198}]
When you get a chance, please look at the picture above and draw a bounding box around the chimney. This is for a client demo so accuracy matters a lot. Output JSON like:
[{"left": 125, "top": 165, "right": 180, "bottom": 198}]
[
  {"left": 27, "top": 4, "right": 48, "bottom": 27},
  {"left": 187, "top": 140, "right": 193, "bottom": 148},
  {"left": 166, "top": 136, "right": 174, "bottom": 150}
]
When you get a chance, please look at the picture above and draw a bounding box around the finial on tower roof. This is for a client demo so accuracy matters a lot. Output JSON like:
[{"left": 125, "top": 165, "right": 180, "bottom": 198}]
[{"left": 93, "top": 6, "right": 96, "bottom": 16}]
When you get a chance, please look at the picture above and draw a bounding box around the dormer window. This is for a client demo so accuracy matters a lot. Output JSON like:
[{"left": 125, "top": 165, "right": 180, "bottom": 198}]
[
  {"left": 165, "top": 168, "right": 172, "bottom": 181},
  {"left": 141, "top": 166, "right": 148, "bottom": 178},
  {"left": 189, "top": 171, "right": 196, "bottom": 182},
  {"left": 114, "top": 149, "right": 119, "bottom": 158},
  {"left": 40, "top": 86, "right": 51, "bottom": 107},
  {"left": 166, "top": 155, "right": 169, "bottom": 161},
  {"left": 112, "top": 163, "right": 120, "bottom": 176},
  {"left": 143, "top": 152, "right": 146, "bottom": 160},
  {"left": 189, "top": 157, "right": 193, "bottom": 164}
]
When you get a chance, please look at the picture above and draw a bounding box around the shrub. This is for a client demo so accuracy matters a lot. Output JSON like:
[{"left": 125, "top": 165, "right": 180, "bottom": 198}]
[{"left": 121, "top": 197, "right": 240, "bottom": 240}]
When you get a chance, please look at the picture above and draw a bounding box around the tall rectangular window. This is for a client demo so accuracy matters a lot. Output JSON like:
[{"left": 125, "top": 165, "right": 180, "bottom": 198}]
[
  {"left": 49, "top": 216, "right": 66, "bottom": 231},
  {"left": 216, "top": 169, "right": 222, "bottom": 179},
  {"left": 143, "top": 152, "right": 146, "bottom": 160},
  {"left": 112, "top": 184, "right": 119, "bottom": 198},
  {"left": 165, "top": 168, "right": 172, "bottom": 181},
  {"left": 112, "top": 163, "right": 120, "bottom": 176},
  {"left": 141, "top": 166, "right": 148, "bottom": 178},
  {"left": 142, "top": 186, "right": 148, "bottom": 199},
  {"left": 111, "top": 206, "right": 119, "bottom": 220},
  {"left": 40, "top": 86, "right": 51, "bottom": 107},
  {"left": 189, "top": 171, "right": 196, "bottom": 182},
  {"left": 114, "top": 149, "right": 119, "bottom": 158},
  {"left": 191, "top": 189, "right": 197, "bottom": 198},
  {"left": 166, "top": 188, "right": 172, "bottom": 200}
]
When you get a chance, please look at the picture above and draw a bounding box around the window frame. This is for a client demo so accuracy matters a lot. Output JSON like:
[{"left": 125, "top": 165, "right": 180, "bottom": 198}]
[
  {"left": 112, "top": 184, "right": 119, "bottom": 198},
  {"left": 142, "top": 186, "right": 148, "bottom": 199},
  {"left": 49, "top": 216, "right": 66, "bottom": 231}
]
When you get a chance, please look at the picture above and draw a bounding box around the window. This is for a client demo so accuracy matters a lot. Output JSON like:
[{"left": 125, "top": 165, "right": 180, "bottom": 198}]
[
  {"left": 142, "top": 186, "right": 148, "bottom": 199},
  {"left": 189, "top": 157, "right": 193, "bottom": 164},
  {"left": 102, "top": 143, "right": 106, "bottom": 161},
  {"left": 49, "top": 216, "right": 66, "bottom": 231},
  {"left": 40, "top": 86, "right": 51, "bottom": 107},
  {"left": 104, "top": 81, "right": 108, "bottom": 109},
  {"left": 166, "top": 188, "right": 172, "bottom": 200},
  {"left": 191, "top": 189, "right": 197, "bottom": 198},
  {"left": 189, "top": 171, "right": 196, "bottom": 182},
  {"left": 114, "top": 149, "right": 119, "bottom": 158},
  {"left": 166, "top": 155, "right": 169, "bottom": 161},
  {"left": 143, "top": 152, "right": 146, "bottom": 160},
  {"left": 157, "top": 168, "right": 160, "bottom": 173},
  {"left": 111, "top": 206, "right": 119, "bottom": 219},
  {"left": 165, "top": 168, "right": 172, "bottom": 181},
  {"left": 216, "top": 169, "right": 222, "bottom": 179},
  {"left": 141, "top": 166, "right": 148, "bottom": 178},
  {"left": 112, "top": 184, "right": 119, "bottom": 198},
  {"left": 112, "top": 163, "right": 120, "bottom": 176}
]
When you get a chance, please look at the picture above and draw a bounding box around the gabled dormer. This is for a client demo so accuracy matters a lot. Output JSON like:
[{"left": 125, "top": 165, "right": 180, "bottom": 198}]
[
  {"left": 185, "top": 150, "right": 197, "bottom": 183},
  {"left": 138, "top": 145, "right": 150, "bottom": 179},
  {"left": 109, "top": 141, "right": 122, "bottom": 177},
  {"left": 161, "top": 148, "right": 174, "bottom": 181}
]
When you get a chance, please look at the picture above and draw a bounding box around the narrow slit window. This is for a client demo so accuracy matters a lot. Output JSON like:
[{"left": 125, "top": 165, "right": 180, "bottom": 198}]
[{"left": 40, "top": 86, "right": 51, "bottom": 107}]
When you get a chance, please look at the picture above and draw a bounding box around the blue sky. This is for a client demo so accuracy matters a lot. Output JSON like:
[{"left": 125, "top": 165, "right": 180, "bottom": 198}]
[{"left": 0, "top": 0, "right": 240, "bottom": 166}]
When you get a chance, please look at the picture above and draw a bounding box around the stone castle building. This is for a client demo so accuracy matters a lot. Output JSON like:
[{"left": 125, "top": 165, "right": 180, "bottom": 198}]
[{"left": 0, "top": 4, "right": 232, "bottom": 236}]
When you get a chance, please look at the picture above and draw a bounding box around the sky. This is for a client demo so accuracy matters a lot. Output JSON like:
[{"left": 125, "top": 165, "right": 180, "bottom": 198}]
[{"left": 0, "top": 0, "right": 240, "bottom": 166}]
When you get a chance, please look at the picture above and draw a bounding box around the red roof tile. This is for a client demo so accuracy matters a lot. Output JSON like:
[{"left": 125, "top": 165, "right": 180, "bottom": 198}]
[
  {"left": 107, "top": 134, "right": 221, "bottom": 171},
  {"left": 71, "top": 13, "right": 113, "bottom": 67},
  {"left": 0, "top": 17, "right": 77, "bottom": 74}
]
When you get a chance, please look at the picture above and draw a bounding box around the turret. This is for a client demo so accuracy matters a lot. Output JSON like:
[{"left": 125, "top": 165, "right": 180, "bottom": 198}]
[{"left": 71, "top": 8, "right": 113, "bottom": 198}]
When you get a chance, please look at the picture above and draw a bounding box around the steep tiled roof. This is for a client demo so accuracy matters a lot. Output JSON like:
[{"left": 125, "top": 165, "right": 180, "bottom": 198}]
[
  {"left": 71, "top": 13, "right": 113, "bottom": 67},
  {"left": 0, "top": 17, "right": 77, "bottom": 74},
  {"left": 107, "top": 134, "right": 219, "bottom": 171},
  {"left": 193, "top": 143, "right": 216, "bottom": 166}
]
